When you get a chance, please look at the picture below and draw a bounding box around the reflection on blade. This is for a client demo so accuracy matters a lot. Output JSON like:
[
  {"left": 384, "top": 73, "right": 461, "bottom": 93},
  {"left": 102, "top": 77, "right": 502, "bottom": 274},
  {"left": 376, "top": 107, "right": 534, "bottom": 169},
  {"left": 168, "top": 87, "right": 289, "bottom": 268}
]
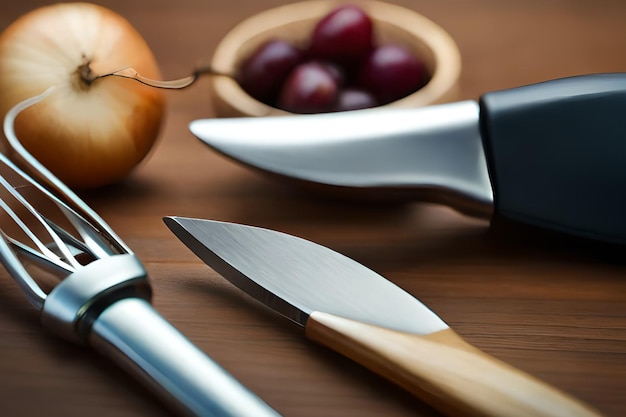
[
  {"left": 189, "top": 101, "right": 493, "bottom": 217},
  {"left": 164, "top": 216, "right": 448, "bottom": 335}
]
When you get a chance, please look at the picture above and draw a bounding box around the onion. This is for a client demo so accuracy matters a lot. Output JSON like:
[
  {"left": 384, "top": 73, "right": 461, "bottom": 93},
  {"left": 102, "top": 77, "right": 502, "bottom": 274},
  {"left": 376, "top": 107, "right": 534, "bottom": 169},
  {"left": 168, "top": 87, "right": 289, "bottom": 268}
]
[{"left": 0, "top": 2, "right": 165, "bottom": 188}]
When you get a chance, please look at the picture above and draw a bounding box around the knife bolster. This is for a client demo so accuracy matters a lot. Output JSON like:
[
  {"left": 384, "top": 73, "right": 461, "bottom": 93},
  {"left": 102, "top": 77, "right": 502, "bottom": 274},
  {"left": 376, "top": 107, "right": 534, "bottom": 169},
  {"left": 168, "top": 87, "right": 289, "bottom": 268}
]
[
  {"left": 306, "top": 311, "right": 602, "bottom": 417},
  {"left": 479, "top": 73, "right": 626, "bottom": 244}
]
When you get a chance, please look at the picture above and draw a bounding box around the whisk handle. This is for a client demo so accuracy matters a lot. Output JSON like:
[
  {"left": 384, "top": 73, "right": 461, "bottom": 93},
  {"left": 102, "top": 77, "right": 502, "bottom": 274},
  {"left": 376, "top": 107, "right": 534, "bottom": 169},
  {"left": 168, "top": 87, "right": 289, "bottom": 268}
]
[
  {"left": 40, "top": 255, "right": 278, "bottom": 416},
  {"left": 89, "top": 297, "right": 282, "bottom": 417}
]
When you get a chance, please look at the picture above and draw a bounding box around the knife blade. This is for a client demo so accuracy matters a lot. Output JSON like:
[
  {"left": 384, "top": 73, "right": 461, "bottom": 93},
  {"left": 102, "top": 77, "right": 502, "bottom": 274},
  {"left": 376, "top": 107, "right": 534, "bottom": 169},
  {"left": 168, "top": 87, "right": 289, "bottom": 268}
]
[
  {"left": 190, "top": 73, "right": 626, "bottom": 244},
  {"left": 164, "top": 216, "right": 604, "bottom": 417}
]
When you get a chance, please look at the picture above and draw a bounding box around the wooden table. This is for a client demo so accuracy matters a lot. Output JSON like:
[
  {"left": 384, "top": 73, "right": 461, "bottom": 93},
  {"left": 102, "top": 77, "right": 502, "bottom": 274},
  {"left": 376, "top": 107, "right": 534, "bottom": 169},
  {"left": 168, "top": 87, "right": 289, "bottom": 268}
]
[{"left": 1, "top": 1, "right": 625, "bottom": 416}]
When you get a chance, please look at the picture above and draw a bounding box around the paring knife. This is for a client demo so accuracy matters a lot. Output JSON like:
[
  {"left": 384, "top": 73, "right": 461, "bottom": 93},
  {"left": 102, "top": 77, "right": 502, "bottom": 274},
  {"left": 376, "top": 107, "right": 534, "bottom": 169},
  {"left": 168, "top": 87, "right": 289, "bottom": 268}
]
[
  {"left": 190, "top": 73, "right": 626, "bottom": 244},
  {"left": 164, "top": 216, "right": 604, "bottom": 417}
]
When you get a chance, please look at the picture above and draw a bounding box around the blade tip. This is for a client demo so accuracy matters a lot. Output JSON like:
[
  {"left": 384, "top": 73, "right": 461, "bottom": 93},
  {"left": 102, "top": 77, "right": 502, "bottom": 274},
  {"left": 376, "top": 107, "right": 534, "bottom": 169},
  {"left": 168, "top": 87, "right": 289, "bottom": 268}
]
[{"left": 162, "top": 215, "right": 185, "bottom": 230}]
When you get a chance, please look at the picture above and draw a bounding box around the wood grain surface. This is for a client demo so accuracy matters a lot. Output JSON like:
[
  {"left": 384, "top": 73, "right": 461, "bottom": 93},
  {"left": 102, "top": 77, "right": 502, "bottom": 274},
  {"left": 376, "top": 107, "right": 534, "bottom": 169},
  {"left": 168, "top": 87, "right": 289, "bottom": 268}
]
[{"left": 0, "top": 1, "right": 625, "bottom": 417}]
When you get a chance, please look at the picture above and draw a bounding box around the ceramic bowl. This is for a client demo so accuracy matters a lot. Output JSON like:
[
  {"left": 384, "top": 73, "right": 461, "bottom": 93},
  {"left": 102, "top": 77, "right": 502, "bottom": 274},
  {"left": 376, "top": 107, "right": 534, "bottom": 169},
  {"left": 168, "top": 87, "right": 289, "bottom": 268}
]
[{"left": 209, "top": 0, "right": 461, "bottom": 117}]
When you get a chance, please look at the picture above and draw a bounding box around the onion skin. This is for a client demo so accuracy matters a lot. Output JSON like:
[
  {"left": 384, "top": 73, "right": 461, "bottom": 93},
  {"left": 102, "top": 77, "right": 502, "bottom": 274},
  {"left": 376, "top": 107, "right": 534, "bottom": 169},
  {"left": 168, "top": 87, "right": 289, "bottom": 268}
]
[{"left": 0, "top": 2, "right": 165, "bottom": 188}]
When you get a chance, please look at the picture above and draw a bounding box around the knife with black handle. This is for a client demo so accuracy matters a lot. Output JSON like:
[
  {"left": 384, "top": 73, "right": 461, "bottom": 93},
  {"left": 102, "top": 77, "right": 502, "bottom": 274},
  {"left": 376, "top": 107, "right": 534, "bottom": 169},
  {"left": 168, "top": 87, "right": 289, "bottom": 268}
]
[
  {"left": 190, "top": 73, "right": 626, "bottom": 244},
  {"left": 165, "top": 216, "right": 605, "bottom": 417}
]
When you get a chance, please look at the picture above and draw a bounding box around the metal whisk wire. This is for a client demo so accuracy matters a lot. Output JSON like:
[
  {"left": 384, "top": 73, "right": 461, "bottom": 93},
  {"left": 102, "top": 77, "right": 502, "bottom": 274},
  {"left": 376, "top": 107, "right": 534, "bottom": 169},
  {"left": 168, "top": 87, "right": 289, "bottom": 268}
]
[
  {"left": 0, "top": 155, "right": 94, "bottom": 305},
  {"left": 0, "top": 87, "right": 129, "bottom": 309},
  {"left": 0, "top": 170, "right": 78, "bottom": 271},
  {"left": 2, "top": 87, "right": 131, "bottom": 253}
]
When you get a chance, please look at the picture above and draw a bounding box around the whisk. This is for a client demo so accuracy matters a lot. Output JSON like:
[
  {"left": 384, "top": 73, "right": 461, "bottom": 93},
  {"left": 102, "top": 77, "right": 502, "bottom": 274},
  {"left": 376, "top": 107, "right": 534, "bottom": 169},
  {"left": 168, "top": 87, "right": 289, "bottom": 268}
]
[{"left": 0, "top": 87, "right": 282, "bottom": 417}]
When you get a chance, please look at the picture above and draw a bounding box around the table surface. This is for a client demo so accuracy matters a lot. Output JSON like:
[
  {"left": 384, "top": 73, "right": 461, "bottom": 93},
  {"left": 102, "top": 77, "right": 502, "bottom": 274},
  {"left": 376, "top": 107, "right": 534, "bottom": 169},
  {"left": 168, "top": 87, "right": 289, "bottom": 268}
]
[{"left": 1, "top": 1, "right": 625, "bottom": 416}]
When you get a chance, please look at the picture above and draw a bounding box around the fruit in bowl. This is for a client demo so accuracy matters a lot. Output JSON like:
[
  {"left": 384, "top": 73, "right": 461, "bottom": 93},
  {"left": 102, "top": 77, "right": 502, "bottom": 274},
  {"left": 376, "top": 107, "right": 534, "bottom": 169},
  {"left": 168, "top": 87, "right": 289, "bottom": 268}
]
[
  {"left": 237, "top": 4, "right": 429, "bottom": 113},
  {"left": 210, "top": 0, "right": 461, "bottom": 117}
]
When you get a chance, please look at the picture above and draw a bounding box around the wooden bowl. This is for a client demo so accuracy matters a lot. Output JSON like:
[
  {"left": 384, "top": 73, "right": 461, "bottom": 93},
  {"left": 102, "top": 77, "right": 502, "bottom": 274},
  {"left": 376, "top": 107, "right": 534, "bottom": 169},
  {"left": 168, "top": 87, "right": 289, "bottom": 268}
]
[{"left": 210, "top": 0, "right": 461, "bottom": 117}]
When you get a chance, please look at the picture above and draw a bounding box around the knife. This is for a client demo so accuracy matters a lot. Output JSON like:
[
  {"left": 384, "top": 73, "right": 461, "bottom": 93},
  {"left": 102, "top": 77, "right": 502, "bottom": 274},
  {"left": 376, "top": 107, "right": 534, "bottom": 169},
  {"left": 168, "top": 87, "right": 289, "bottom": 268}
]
[
  {"left": 190, "top": 73, "right": 626, "bottom": 244},
  {"left": 164, "top": 216, "right": 604, "bottom": 417}
]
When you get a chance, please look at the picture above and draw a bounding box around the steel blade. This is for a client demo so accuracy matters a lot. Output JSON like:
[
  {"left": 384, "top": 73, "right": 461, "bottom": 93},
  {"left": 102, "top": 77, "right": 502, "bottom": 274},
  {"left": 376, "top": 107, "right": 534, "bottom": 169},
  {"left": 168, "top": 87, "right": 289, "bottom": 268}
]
[
  {"left": 164, "top": 216, "right": 448, "bottom": 335},
  {"left": 189, "top": 101, "right": 493, "bottom": 213}
]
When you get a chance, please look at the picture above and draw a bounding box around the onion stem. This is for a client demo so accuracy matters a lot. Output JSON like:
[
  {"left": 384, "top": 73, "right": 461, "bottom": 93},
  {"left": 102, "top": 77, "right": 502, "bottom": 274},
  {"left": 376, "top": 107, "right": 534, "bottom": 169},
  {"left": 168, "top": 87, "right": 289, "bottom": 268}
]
[{"left": 98, "top": 66, "right": 232, "bottom": 90}]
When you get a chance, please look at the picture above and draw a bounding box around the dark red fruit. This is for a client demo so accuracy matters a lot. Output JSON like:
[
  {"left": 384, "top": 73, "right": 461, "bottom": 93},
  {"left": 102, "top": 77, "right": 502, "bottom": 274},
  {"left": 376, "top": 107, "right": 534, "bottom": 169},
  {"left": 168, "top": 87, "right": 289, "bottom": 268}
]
[
  {"left": 278, "top": 61, "right": 339, "bottom": 113},
  {"left": 237, "top": 5, "right": 430, "bottom": 114},
  {"left": 358, "top": 44, "right": 426, "bottom": 104},
  {"left": 237, "top": 39, "right": 304, "bottom": 103},
  {"left": 334, "top": 88, "right": 378, "bottom": 111},
  {"left": 319, "top": 61, "right": 345, "bottom": 87},
  {"left": 308, "top": 5, "right": 374, "bottom": 67}
]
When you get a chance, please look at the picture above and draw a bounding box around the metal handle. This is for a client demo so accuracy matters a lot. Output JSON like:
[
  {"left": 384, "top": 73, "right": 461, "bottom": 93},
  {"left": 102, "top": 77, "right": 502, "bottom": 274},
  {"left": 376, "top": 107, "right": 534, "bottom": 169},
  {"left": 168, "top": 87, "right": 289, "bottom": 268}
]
[{"left": 88, "top": 297, "right": 282, "bottom": 417}]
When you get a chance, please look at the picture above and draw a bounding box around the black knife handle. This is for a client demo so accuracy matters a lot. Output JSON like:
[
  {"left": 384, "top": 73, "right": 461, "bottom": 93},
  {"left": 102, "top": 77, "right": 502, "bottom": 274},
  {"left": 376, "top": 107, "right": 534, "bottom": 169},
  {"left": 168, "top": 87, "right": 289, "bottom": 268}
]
[{"left": 479, "top": 73, "right": 626, "bottom": 244}]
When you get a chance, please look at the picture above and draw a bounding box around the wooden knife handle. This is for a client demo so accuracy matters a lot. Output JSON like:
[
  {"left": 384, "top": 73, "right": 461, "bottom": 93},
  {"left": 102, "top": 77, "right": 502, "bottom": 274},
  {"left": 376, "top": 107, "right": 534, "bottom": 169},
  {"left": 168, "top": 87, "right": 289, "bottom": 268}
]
[{"left": 306, "top": 311, "right": 603, "bottom": 417}]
